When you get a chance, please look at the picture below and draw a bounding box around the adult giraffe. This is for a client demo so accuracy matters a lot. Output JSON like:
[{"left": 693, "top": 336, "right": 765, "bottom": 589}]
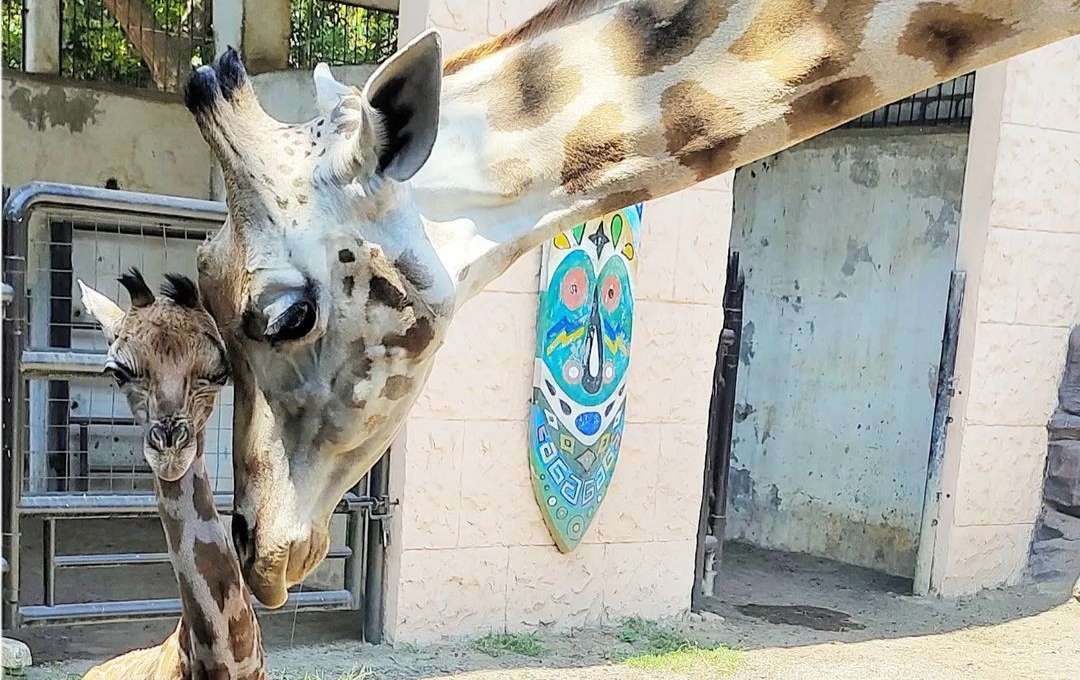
[{"left": 187, "top": 0, "right": 1080, "bottom": 607}]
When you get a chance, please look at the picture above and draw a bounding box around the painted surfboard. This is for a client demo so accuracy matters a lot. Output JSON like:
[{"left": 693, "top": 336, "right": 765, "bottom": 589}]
[{"left": 528, "top": 204, "right": 642, "bottom": 552}]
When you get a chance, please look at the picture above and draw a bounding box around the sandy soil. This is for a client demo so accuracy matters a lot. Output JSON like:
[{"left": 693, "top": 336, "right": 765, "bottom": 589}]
[{"left": 23, "top": 544, "right": 1080, "bottom": 680}]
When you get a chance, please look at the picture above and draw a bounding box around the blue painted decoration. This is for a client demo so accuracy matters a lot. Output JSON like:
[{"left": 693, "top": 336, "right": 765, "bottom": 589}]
[{"left": 529, "top": 204, "right": 642, "bottom": 552}]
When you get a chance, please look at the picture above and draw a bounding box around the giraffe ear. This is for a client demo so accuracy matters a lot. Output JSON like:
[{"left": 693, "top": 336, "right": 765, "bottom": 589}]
[
  {"left": 78, "top": 280, "right": 125, "bottom": 343},
  {"left": 363, "top": 29, "right": 442, "bottom": 182}
]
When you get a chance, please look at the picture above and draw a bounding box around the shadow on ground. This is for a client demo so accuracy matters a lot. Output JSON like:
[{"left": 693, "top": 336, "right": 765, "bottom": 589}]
[{"left": 20, "top": 542, "right": 1080, "bottom": 680}]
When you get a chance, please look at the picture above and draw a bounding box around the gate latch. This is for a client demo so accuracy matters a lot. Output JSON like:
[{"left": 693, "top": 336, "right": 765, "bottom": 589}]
[{"left": 369, "top": 495, "right": 398, "bottom": 547}]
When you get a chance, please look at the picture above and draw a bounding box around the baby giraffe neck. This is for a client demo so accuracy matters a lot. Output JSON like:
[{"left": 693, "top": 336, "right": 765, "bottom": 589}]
[{"left": 156, "top": 437, "right": 265, "bottom": 680}]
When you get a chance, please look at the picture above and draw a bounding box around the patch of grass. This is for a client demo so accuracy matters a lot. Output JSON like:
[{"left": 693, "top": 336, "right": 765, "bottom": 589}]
[
  {"left": 615, "top": 618, "right": 741, "bottom": 676},
  {"left": 624, "top": 646, "right": 741, "bottom": 674},
  {"left": 616, "top": 617, "right": 693, "bottom": 654},
  {"left": 472, "top": 631, "right": 547, "bottom": 658}
]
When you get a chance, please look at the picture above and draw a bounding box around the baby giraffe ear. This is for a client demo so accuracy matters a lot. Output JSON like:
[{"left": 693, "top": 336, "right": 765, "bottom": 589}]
[
  {"left": 78, "top": 280, "right": 125, "bottom": 343},
  {"left": 363, "top": 29, "right": 442, "bottom": 182}
]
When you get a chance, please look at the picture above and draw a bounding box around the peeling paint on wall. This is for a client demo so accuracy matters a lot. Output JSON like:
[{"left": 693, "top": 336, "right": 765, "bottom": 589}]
[{"left": 8, "top": 85, "right": 102, "bottom": 132}]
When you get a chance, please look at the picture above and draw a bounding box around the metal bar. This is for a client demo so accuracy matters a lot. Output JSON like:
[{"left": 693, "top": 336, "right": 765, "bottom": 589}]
[
  {"left": 707, "top": 253, "right": 745, "bottom": 596},
  {"left": 21, "top": 349, "right": 106, "bottom": 376},
  {"left": 43, "top": 518, "right": 56, "bottom": 606},
  {"left": 47, "top": 219, "right": 74, "bottom": 491},
  {"left": 3, "top": 183, "right": 225, "bottom": 232},
  {"left": 363, "top": 452, "right": 389, "bottom": 642},
  {"left": 3, "top": 178, "right": 30, "bottom": 628},
  {"left": 18, "top": 589, "right": 354, "bottom": 626},
  {"left": 18, "top": 491, "right": 374, "bottom": 515},
  {"left": 913, "top": 270, "right": 967, "bottom": 595},
  {"left": 54, "top": 545, "right": 353, "bottom": 569}
]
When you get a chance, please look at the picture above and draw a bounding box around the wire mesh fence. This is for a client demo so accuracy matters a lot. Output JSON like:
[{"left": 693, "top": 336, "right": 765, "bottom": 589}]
[
  {"left": 13, "top": 212, "right": 234, "bottom": 496},
  {"left": 2, "top": 0, "right": 24, "bottom": 70},
  {"left": 60, "top": 0, "right": 214, "bottom": 92},
  {"left": 844, "top": 73, "right": 976, "bottom": 129},
  {"left": 290, "top": 0, "right": 398, "bottom": 69}
]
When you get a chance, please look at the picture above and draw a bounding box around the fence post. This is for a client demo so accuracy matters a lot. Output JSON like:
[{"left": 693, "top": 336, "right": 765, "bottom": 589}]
[
  {"left": 25, "top": 0, "right": 61, "bottom": 74},
  {"left": 241, "top": 0, "right": 290, "bottom": 73}
]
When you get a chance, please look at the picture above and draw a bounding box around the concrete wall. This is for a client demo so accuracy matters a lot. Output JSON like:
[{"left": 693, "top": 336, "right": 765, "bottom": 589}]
[
  {"left": 251, "top": 65, "right": 377, "bottom": 123},
  {"left": 728, "top": 129, "right": 967, "bottom": 579},
  {"left": 928, "top": 37, "right": 1080, "bottom": 596},
  {"left": 2, "top": 74, "right": 212, "bottom": 198},
  {"left": 384, "top": 0, "right": 732, "bottom": 643}
]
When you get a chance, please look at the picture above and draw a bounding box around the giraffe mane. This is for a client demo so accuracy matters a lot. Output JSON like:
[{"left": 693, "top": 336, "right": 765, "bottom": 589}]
[{"left": 443, "top": 0, "right": 616, "bottom": 75}]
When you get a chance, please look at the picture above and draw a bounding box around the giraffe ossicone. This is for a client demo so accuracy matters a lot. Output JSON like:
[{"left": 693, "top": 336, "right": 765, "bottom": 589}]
[
  {"left": 188, "top": 0, "right": 1080, "bottom": 608},
  {"left": 80, "top": 271, "right": 265, "bottom": 680}
]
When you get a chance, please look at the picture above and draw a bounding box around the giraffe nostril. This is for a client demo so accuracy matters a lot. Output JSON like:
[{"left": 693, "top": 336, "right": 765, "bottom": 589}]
[
  {"left": 148, "top": 423, "right": 167, "bottom": 452},
  {"left": 173, "top": 422, "right": 191, "bottom": 450}
]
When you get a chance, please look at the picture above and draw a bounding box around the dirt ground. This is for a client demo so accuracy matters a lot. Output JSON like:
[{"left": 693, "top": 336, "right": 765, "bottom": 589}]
[{"left": 21, "top": 543, "right": 1080, "bottom": 680}]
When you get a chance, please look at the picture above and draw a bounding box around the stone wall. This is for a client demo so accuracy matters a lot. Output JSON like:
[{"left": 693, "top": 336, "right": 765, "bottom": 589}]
[
  {"left": 384, "top": 0, "right": 732, "bottom": 643},
  {"left": 929, "top": 37, "right": 1080, "bottom": 596}
]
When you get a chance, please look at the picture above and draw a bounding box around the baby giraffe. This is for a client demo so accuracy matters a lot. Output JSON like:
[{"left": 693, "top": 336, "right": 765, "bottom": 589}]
[{"left": 79, "top": 269, "right": 265, "bottom": 680}]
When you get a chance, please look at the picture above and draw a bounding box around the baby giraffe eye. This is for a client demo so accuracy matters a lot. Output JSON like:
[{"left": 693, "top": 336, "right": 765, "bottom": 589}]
[{"left": 104, "top": 363, "right": 134, "bottom": 387}]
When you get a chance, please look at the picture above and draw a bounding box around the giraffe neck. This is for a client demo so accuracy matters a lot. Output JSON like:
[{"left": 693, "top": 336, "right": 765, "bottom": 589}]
[
  {"left": 155, "top": 437, "right": 265, "bottom": 679},
  {"left": 411, "top": 0, "right": 1080, "bottom": 300}
]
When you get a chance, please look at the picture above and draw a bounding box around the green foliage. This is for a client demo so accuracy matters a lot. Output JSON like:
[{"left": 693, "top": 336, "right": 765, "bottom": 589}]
[
  {"left": 289, "top": 0, "right": 397, "bottom": 68},
  {"left": 1, "top": 0, "right": 396, "bottom": 91},
  {"left": 3, "top": 0, "right": 23, "bottom": 69},
  {"left": 472, "top": 631, "right": 547, "bottom": 658}
]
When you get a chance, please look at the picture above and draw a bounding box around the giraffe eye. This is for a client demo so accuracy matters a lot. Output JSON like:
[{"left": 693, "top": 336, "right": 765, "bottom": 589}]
[{"left": 105, "top": 363, "right": 134, "bottom": 387}]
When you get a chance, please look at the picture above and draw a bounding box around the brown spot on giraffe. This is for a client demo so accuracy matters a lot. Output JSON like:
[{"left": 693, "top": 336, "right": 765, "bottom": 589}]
[
  {"left": 899, "top": 2, "right": 1018, "bottom": 77},
  {"left": 380, "top": 375, "right": 414, "bottom": 400},
  {"left": 384, "top": 316, "right": 435, "bottom": 357},
  {"left": 561, "top": 103, "right": 629, "bottom": 195},
  {"left": 369, "top": 274, "right": 408, "bottom": 309},
  {"left": 193, "top": 538, "right": 239, "bottom": 610},
  {"left": 601, "top": 0, "right": 729, "bottom": 77},
  {"left": 491, "top": 158, "right": 534, "bottom": 199},
  {"left": 730, "top": 0, "right": 876, "bottom": 85},
  {"left": 178, "top": 573, "right": 216, "bottom": 647},
  {"left": 661, "top": 81, "right": 745, "bottom": 181},
  {"left": 784, "top": 76, "right": 879, "bottom": 140},
  {"left": 443, "top": 0, "right": 607, "bottom": 76},
  {"left": 488, "top": 43, "right": 582, "bottom": 132},
  {"left": 367, "top": 249, "right": 410, "bottom": 309},
  {"left": 395, "top": 249, "right": 435, "bottom": 290},
  {"left": 228, "top": 610, "right": 257, "bottom": 660},
  {"left": 192, "top": 471, "right": 217, "bottom": 522}
]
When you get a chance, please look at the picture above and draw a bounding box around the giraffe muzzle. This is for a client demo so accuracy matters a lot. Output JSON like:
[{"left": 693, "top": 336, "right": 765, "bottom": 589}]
[{"left": 184, "top": 46, "right": 248, "bottom": 114}]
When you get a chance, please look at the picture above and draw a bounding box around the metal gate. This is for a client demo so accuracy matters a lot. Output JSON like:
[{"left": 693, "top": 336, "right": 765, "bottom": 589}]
[
  {"left": 2, "top": 183, "right": 390, "bottom": 638},
  {"left": 692, "top": 250, "right": 744, "bottom": 604}
]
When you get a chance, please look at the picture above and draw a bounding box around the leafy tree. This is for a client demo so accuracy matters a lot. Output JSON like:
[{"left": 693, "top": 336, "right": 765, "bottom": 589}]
[{"left": 2, "top": 0, "right": 396, "bottom": 91}]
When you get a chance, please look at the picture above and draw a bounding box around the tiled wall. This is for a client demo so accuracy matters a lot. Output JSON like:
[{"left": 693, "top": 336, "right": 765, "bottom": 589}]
[
  {"left": 934, "top": 37, "right": 1080, "bottom": 596},
  {"left": 384, "top": 0, "right": 732, "bottom": 642}
]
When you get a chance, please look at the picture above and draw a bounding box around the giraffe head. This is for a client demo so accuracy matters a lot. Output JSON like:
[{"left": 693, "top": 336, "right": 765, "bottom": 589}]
[
  {"left": 79, "top": 270, "right": 230, "bottom": 482},
  {"left": 187, "top": 36, "right": 450, "bottom": 605}
]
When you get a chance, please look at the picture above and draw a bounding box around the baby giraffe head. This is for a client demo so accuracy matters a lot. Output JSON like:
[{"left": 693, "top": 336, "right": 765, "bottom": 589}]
[{"left": 79, "top": 269, "right": 230, "bottom": 481}]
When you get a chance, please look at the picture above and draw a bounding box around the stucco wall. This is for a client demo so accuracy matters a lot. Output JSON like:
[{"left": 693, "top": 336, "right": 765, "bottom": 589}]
[
  {"left": 930, "top": 37, "right": 1080, "bottom": 596},
  {"left": 384, "top": 0, "right": 731, "bottom": 643},
  {"left": 2, "top": 74, "right": 212, "bottom": 198}
]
